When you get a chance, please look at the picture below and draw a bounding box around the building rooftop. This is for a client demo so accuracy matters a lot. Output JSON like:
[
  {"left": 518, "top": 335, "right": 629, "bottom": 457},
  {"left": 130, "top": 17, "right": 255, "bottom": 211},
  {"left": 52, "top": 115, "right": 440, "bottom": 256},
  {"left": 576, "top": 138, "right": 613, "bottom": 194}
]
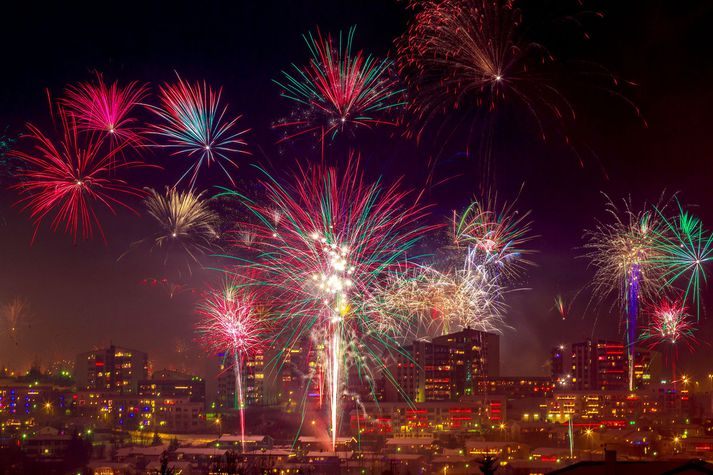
[
  {"left": 385, "top": 437, "right": 435, "bottom": 445},
  {"left": 547, "top": 458, "right": 713, "bottom": 474}
]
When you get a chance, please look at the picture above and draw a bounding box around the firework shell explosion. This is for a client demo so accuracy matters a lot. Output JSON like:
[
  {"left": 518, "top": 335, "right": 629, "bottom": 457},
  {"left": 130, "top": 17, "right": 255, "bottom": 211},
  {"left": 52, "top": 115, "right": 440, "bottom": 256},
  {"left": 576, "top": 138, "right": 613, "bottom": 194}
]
[
  {"left": 136, "top": 187, "right": 222, "bottom": 271},
  {"left": 450, "top": 193, "right": 535, "bottom": 283},
  {"left": 220, "top": 156, "right": 436, "bottom": 448},
  {"left": 641, "top": 298, "right": 697, "bottom": 348},
  {"left": 583, "top": 193, "right": 672, "bottom": 390},
  {"left": 147, "top": 73, "right": 251, "bottom": 188},
  {"left": 396, "top": 0, "right": 573, "bottom": 143},
  {"left": 377, "top": 264, "right": 506, "bottom": 337},
  {"left": 640, "top": 297, "right": 698, "bottom": 385},
  {"left": 196, "top": 281, "right": 268, "bottom": 450},
  {"left": 60, "top": 72, "right": 149, "bottom": 148},
  {"left": 9, "top": 108, "right": 150, "bottom": 242},
  {"left": 652, "top": 203, "right": 713, "bottom": 320},
  {"left": 274, "top": 26, "right": 406, "bottom": 144}
]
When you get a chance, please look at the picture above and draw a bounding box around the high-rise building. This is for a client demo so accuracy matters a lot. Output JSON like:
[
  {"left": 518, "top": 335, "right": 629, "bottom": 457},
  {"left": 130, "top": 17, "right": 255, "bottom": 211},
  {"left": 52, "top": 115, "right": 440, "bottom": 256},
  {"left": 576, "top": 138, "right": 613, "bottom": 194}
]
[
  {"left": 570, "top": 340, "right": 656, "bottom": 391},
  {"left": 571, "top": 340, "right": 596, "bottom": 391},
  {"left": 571, "top": 340, "right": 625, "bottom": 391},
  {"left": 75, "top": 345, "right": 148, "bottom": 394},
  {"left": 387, "top": 329, "right": 500, "bottom": 403},
  {"left": 216, "top": 347, "right": 270, "bottom": 409},
  {"left": 434, "top": 328, "right": 500, "bottom": 398},
  {"left": 551, "top": 346, "right": 566, "bottom": 381}
]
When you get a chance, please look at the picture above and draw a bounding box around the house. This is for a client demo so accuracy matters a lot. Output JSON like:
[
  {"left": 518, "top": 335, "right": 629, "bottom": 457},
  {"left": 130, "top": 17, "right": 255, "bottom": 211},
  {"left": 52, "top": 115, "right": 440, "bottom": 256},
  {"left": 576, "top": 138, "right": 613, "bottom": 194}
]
[
  {"left": 213, "top": 434, "right": 274, "bottom": 450},
  {"left": 547, "top": 450, "right": 713, "bottom": 474},
  {"left": 384, "top": 436, "right": 436, "bottom": 454}
]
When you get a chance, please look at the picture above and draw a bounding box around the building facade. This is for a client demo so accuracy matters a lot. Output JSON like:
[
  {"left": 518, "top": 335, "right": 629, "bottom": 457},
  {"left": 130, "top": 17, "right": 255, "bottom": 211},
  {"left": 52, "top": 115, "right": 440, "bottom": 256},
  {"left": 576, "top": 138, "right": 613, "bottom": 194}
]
[{"left": 75, "top": 345, "right": 148, "bottom": 394}]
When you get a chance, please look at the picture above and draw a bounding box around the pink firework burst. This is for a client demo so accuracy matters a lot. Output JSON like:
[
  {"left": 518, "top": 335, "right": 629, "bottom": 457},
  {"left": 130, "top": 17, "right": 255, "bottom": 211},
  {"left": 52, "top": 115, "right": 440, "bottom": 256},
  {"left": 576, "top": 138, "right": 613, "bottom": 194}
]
[
  {"left": 196, "top": 282, "right": 266, "bottom": 451},
  {"left": 641, "top": 297, "right": 698, "bottom": 388},
  {"left": 60, "top": 72, "right": 149, "bottom": 147},
  {"left": 10, "top": 109, "right": 149, "bottom": 242},
  {"left": 196, "top": 283, "right": 265, "bottom": 357},
  {"left": 148, "top": 74, "right": 250, "bottom": 187}
]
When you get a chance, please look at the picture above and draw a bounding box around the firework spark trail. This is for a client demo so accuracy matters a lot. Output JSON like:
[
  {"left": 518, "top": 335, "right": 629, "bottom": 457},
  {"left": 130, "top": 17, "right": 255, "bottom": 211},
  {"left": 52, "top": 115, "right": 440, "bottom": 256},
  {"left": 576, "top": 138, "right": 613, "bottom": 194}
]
[
  {"left": 148, "top": 74, "right": 250, "bottom": 188},
  {"left": 60, "top": 73, "right": 149, "bottom": 147},
  {"left": 396, "top": 0, "right": 573, "bottom": 154},
  {"left": 584, "top": 194, "right": 666, "bottom": 391},
  {"left": 553, "top": 294, "right": 567, "bottom": 319},
  {"left": 1, "top": 298, "right": 29, "bottom": 344},
  {"left": 223, "top": 157, "right": 435, "bottom": 450},
  {"left": 274, "top": 26, "right": 405, "bottom": 144},
  {"left": 10, "top": 109, "right": 149, "bottom": 242},
  {"left": 196, "top": 283, "right": 266, "bottom": 452},
  {"left": 640, "top": 298, "right": 697, "bottom": 387},
  {"left": 653, "top": 203, "right": 713, "bottom": 321}
]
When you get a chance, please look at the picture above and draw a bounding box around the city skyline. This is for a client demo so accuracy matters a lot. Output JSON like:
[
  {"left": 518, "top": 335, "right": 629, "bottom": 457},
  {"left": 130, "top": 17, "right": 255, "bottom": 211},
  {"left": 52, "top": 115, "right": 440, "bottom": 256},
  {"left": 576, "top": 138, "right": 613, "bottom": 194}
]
[{"left": 1, "top": 2, "right": 713, "bottom": 472}]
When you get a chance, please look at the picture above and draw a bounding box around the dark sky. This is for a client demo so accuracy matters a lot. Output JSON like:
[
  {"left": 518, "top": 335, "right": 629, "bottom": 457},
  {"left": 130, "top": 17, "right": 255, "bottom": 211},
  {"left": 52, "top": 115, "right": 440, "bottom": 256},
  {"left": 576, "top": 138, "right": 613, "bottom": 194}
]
[{"left": 1, "top": 0, "right": 713, "bottom": 379}]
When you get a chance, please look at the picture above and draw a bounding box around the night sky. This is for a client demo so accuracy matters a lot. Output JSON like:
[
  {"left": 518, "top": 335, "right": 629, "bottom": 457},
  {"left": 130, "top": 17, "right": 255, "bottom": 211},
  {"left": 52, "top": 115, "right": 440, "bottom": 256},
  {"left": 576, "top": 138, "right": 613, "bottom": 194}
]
[{"left": 1, "top": 0, "right": 713, "bottom": 378}]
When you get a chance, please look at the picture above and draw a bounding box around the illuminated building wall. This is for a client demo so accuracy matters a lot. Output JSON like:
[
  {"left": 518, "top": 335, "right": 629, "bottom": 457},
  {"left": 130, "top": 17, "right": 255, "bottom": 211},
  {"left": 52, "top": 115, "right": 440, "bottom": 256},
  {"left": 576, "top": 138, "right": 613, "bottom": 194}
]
[
  {"left": 386, "top": 329, "right": 500, "bottom": 403},
  {"left": 352, "top": 400, "right": 506, "bottom": 436},
  {"left": 74, "top": 345, "right": 148, "bottom": 394},
  {"left": 138, "top": 371, "right": 205, "bottom": 405}
]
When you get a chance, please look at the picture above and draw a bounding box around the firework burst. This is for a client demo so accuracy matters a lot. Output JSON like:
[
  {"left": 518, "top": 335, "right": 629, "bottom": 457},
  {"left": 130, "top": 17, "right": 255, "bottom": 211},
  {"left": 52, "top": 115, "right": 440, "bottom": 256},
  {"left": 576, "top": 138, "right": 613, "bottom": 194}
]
[
  {"left": 653, "top": 204, "right": 713, "bottom": 320},
  {"left": 642, "top": 298, "right": 696, "bottom": 347},
  {"left": 196, "top": 282, "right": 266, "bottom": 451},
  {"left": 148, "top": 74, "right": 250, "bottom": 187},
  {"left": 378, "top": 264, "right": 505, "bottom": 336},
  {"left": 224, "top": 157, "right": 434, "bottom": 449},
  {"left": 641, "top": 298, "right": 697, "bottom": 385},
  {"left": 584, "top": 194, "right": 666, "bottom": 390},
  {"left": 274, "top": 26, "right": 405, "bottom": 144},
  {"left": 60, "top": 73, "right": 149, "bottom": 147},
  {"left": 10, "top": 109, "right": 148, "bottom": 242},
  {"left": 450, "top": 193, "right": 534, "bottom": 283},
  {"left": 396, "top": 0, "right": 572, "bottom": 145},
  {"left": 142, "top": 187, "right": 221, "bottom": 265}
]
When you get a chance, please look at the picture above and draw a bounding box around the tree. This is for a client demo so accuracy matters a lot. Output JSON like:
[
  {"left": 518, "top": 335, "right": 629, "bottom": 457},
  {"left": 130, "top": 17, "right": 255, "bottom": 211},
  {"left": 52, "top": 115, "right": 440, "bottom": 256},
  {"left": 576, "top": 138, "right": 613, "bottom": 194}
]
[
  {"left": 168, "top": 436, "right": 179, "bottom": 452},
  {"left": 156, "top": 451, "right": 175, "bottom": 475},
  {"left": 479, "top": 455, "right": 498, "bottom": 475},
  {"left": 63, "top": 430, "right": 91, "bottom": 473}
]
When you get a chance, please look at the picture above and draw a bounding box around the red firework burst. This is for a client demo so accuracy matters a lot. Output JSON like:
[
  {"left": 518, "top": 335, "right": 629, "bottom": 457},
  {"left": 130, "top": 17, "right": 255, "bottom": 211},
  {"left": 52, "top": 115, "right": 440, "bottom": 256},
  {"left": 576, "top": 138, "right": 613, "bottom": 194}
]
[
  {"left": 60, "top": 72, "right": 149, "bottom": 147},
  {"left": 10, "top": 109, "right": 149, "bottom": 242},
  {"left": 396, "top": 0, "right": 573, "bottom": 143}
]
